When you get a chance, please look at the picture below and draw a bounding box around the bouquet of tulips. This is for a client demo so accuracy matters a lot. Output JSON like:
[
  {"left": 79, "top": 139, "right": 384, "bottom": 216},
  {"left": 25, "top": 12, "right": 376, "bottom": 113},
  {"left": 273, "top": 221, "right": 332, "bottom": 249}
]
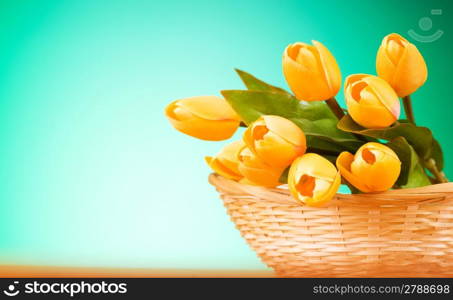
[{"left": 165, "top": 33, "right": 449, "bottom": 207}]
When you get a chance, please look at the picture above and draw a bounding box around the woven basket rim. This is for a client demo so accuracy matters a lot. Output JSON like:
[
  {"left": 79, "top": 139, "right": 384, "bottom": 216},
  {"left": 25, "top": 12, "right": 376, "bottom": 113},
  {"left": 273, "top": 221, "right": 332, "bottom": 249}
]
[{"left": 209, "top": 173, "right": 453, "bottom": 207}]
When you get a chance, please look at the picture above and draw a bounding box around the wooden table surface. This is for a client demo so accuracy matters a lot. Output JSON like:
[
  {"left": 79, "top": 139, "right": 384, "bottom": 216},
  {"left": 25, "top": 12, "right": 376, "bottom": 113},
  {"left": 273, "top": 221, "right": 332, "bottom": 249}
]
[{"left": 0, "top": 265, "right": 275, "bottom": 278}]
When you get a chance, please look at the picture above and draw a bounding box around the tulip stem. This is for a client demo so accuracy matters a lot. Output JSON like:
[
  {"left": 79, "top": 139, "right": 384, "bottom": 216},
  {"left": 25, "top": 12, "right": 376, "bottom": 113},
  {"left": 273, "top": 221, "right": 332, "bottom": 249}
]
[
  {"left": 425, "top": 158, "right": 449, "bottom": 183},
  {"left": 402, "top": 95, "right": 416, "bottom": 124},
  {"left": 325, "top": 97, "right": 345, "bottom": 120}
]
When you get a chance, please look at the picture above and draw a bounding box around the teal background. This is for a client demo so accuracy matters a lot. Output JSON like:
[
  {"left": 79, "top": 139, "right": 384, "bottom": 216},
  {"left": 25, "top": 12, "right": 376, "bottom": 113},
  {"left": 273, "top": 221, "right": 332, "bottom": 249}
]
[{"left": 0, "top": 0, "right": 451, "bottom": 270}]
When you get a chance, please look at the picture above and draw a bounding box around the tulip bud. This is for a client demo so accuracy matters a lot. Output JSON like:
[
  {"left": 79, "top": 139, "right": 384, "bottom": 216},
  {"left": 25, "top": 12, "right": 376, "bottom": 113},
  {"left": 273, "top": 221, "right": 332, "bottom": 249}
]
[
  {"left": 376, "top": 33, "right": 428, "bottom": 97},
  {"left": 283, "top": 40, "right": 341, "bottom": 101},
  {"left": 165, "top": 96, "right": 240, "bottom": 141},
  {"left": 288, "top": 153, "right": 341, "bottom": 207},
  {"left": 205, "top": 140, "right": 244, "bottom": 181},
  {"left": 243, "top": 115, "right": 306, "bottom": 168},
  {"left": 344, "top": 74, "right": 400, "bottom": 128},
  {"left": 336, "top": 142, "right": 401, "bottom": 192},
  {"left": 237, "top": 145, "right": 283, "bottom": 188}
]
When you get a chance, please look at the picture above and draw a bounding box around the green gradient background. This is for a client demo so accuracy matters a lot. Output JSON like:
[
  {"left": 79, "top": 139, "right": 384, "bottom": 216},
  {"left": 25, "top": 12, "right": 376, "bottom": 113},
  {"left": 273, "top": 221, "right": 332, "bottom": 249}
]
[{"left": 0, "top": 0, "right": 451, "bottom": 270}]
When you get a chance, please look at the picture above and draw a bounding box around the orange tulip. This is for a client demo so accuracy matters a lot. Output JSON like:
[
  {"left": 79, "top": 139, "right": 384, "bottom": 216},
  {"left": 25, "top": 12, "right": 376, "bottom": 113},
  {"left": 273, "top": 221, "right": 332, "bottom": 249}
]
[
  {"left": 344, "top": 74, "right": 400, "bottom": 128},
  {"left": 288, "top": 153, "right": 341, "bottom": 207},
  {"left": 205, "top": 140, "right": 244, "bottom": 181},
  {"left": 376, "top": 33, "right": 428, "bottom": 97},
  {"left": 283, "top": 40, "right": 341, "bottom": 101},
  {"left": 237, "top": 145, "right": 283, "bottom": 188},
  {"left": 336, "top": 142, "right": 401, "bottom": 193},
  {"left": 243, "top": 115, "right": 306, "bottom": 168},
  {"left": 165, "top": 96, "right": 240, "bottom": 141}
]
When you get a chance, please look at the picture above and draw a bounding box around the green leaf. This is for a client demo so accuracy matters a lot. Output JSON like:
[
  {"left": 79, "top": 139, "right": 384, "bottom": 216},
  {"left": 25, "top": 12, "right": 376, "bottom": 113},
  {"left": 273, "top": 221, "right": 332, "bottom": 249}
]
[
  {"left": 403, "top": 164, "right": 431, "bottom": 188},
  {"left": 430, "top": 138, "right": 444, "bottom": 171},
  {"left": 221, "top": 90, "right": 363, "bottom": 153},
  {"left": 386, "top": 137, "right": 416, "bottom": 186},
  {"left": 386, "top": 136, "right": 430, "bottom": 188},
  {"left": 338, "top": 114, "right": 433, "bottom": 160},
  {"left": 290, "top": 119, "right": 364, "bottom": 152},
  {"left": 235, "top": 69, "right": 290, "bottom": 94},
  {"left": 221, "top": 90, "right": 299, "bottom": 124},
  {"left": 279, "top": 167, "right": 290, "bottom": 184}
]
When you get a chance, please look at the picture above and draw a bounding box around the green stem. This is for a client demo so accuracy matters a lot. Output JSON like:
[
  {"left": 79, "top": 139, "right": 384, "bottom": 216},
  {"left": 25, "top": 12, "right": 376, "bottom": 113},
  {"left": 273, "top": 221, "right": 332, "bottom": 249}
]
[
  {"left": 402, "top": 95, "right": 416, "bottom": 124},
  {"left": 425, "top": 158, "right": 449, "bottom": 183},
  {"left": 325, "top": 97, "right": 345, "bottom": 120}
]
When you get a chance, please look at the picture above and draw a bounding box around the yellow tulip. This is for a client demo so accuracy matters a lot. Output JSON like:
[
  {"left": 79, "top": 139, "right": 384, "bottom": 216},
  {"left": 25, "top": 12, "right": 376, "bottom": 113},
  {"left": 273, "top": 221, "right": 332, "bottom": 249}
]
[
  {"left": 283, "top": 40, "right": 341, "bottom": 101},
  {"left": 344, "top": 74, "right": 400, "bottom": 128},
  {"left": 165, "top": 96, "right": 240, "bottom": 141},
  {"left": 237, "top": 145, "right": 283, "bottom": 188},
  {"left": 336, "top": 142, "right": 401, "bottom": 193},
  {"left": 288, "top": 153, "right": 341, "bottom": 207},
  {"left": 243, "top": 115, "right": 306, "bottom": 168},
  {"left": 205, "top": 140, "right": 244, "bottom": 181},
  {"left": 376, "top": 33, "right": 428, "bottom": 97}
]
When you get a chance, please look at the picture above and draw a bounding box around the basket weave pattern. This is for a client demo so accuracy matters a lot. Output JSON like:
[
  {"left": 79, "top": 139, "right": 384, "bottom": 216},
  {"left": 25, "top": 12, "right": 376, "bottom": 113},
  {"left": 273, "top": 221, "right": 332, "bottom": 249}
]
[{"left": 209, "top": 174, "right": 453, "bottom": 277}]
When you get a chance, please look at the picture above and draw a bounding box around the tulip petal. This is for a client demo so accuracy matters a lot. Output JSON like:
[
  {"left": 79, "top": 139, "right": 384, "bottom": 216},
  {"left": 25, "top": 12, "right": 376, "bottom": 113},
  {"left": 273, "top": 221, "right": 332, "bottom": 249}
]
[
  {"left": 238, "top": 146, "right": 262, "bottom": 168},
  {"left": 376, "top": 44, "right": 397, "bottom": 85},
  {"left": 205, "top": 156, "right": 242, "bottom": 181},
  {"left": 286, "top": 42, "right": 305, "bottom": 60},
  {"left": 351, "top": 144, "right": 401, "bottom": 191},
  {"left": 254, "top": 131, "right": 299, "bottom": 168},
  {"left": 363, "top": 142, "right": 399, "bottom": 160},
  {"left": 346, "top": 100, "right": 396, "bottom": 129},
  {"left": 166, "top": 105, "right": 240, "bottom": 141},
  {"left": 312, "top": 40, "right": 341, "bottom": 97},
  {"left": 243, "top": 116, "right": 306, "bottom": 168},
  {"left": 345, "top": 74, "right": 368, "bottom": 87},
  {"left": 363, "top": 76, "right": 400, "bottom": 119},
  {"left": 336, "top": 152, "right": 372, "bottom": 193},
  {"left": 293, "top": 153, "right": 337, "bottom": 181},
  {"left": 242, "top": 124, "right": 256, "bottom": 152},
  {"left": 283, "top": 44, "right": 333, "bottom": 101},
  {"left": 288, "top": 153, "right": 340, "bottom": 206},
  {"left": 262, "top": 115, "right": 307, "bottom": 147},
  {"left": 165, "top": 98, "right": 240, "bottom": 141},
  {"left": 176, "top": 96, "right": 240, "bottom": 121},
  {"left": 391, "top": 43, "right": 428, "bottom": 97},
  {"left": 345, "top": 74, "right": 399, "bottom": 129},
  {"left": 296, "top": 46, "right": 319, "bottom": 71},
  {"left": 174, "top": 117, "right": 239, "bottom": 141},
  {"left": 238, "top": 145, "right": 284, "bottom": 187},
  {"left": 385, "top": 35, "right": 406, "bottom": 65},
  {"left": 216, "top": 140, "right": 244, "bottom": 175},
  {"left": 358, "top": 85, "right": 382, "bottom": 106},
  {"left": 307, "top": 171, "right": 341, "bottom": 207},
  {"left": 376, "top": 33, "right": 427, "bottom": 97},
  {"left": 366, "top": 158, "right": 401, "bottom": 191},
  {"left": 350, "top": 81, "right": 371, "bottom": 103},
  {"left": 347, "top": 143, "right": 401, "bottom": 192},
  {"left": 238, "top": 164, "right": 282, "bottom": 187}
]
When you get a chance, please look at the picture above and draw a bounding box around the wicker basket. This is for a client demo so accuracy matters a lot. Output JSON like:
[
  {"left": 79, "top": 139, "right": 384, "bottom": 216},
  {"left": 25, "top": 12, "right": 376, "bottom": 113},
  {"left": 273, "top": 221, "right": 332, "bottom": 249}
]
[{"left": 209, "top": 173, "right": 453, "bottom": 277}]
